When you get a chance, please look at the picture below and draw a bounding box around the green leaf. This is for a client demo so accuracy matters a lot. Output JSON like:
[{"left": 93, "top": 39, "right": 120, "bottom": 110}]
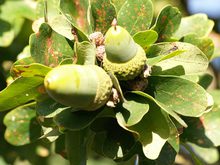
[
  {"left": 152, "top": 5, "right": 181, "bottom": 42},
  {"left": 130, "top": 108, "right": 170, "bottom": 160},
  {"left": 166, "top": 116, "right": 180, "bottom": 153},
  {"left": 0, "top": 0, "right": 36, "bottom": 20},
  {"left": 110, "top": 0, "right": 126, "bottom": 14},
  {"left": 50, "top": 15, "right": 75, "bottom": 40},
  {"left": 180, "top": 75, "right": 199, "bottom": 84},
  {"left": 132, "top": 91, "right": 187, "bottom": 128},
  {"left": 59, "top": 0, "right": 91, "bottom": 36},
  {"left": 30, "top": 23, "right": 74, "bottom": 67},
  {"left": 148, "top": 76, "right": 213, "bottom": 117},
  {"left": 133, "top": 30, "right": 158, "bottom": 51},
  {"left": 197, "top": 73, "right": 213, "bottom": 89},
  {"left": 117, "top": 0, "right": 153, "bottom": 35},
  {"left": 55, "top": 135, "right": 67, "bottom": 158},
  {"left": 0, "top": 0, "right": 37, "bottom": 46},
  {"left": 210, "top": 33, "right": 220, "bottom": 60},
  {"left": 13, "top": 57, "right": 35, "bottom": 66},
  {"left": 147, "top": 42, "right": 209, "bottom": 75},
  {"left": 141, "top": 142, "right": 177, "bottom": 165},
  {"left": 0, "top": 17, "right": 24, "bottom": 47},
  {"left": 10, "top": 57, "right": 36, "bottom": 78},
  {"left": 181, "top": 142, "right": 206, "bottom": 165},
  {"left": 17, "top": 45, "right": 31, "bottom": 60},
  {"left": 36, "top": 0, "right": 60, "bottom": 20},
  {"left": 91, "top": 118, "right": 135, "bottom": 160},
  {"left": 36, "top": 0, "right": 71, "bottom": 39},
  {"left": 59, "top": 58, "right": 75, "bottom": 65},
  {"left": 173, "top": 14, "right": 214, "bottom": 39},
  {"left": 3, "top": 103, "right": 42, "bottom": 146},
  {"left": 92, "top": 132, "right": 118, "bottom": 159},
  {"left": 36, "top": 98, "right": 68, "bottom": 118},
  {"left": 54, "top": 108, "right": 104, "bottom": 131},
  {"left": 11, "top": 63, "right": 51, "bottom": 78},
  {"left": 40, "top": 127, "right": 61, "bottom": 142},
  {"left": 187, "top": 142, "right": 219, "bottom": 164},
  {"left": 123, "top": 142, "right": 177, "bottom": 165},
  {"left": 115, "top": 93, "right": 150, "bottom": 127},
  {"left": 90, "top": 117, "right": 115, "bottom": 133},
  {"left": 182, "top": 34, "right": 214, "bottom": 60},
  {"left": 181, "top": 117, "right": 214, "bottom": 148},
  {"left": 37, "top": 115, "right": 56, "bottom": 128},
  {"left": 180, "top": 73, "right": 213, "bottom": 90},
  {"left": 91, "top": 0, "right": 116, "bottom": 33},
  {"left": 200, "top": 106, "right": 220, "bottom": 146},
  {"left": 65, "top": 129, "right": 88, "bottom": 165},
  {"left": 209, "top": 90, "right": 220, "bottom": 106},
  {"left": 156, "top": 142, "right": 177, "bottom": 165},
  {"left": 75, "top": 41, "right": 96, "bottom": 65},
  {"left": 0, "top": 77, "right": 45, "bottom": 111},
  {"left": 146, "top": 43, "right": 185, "bottom": 67}
]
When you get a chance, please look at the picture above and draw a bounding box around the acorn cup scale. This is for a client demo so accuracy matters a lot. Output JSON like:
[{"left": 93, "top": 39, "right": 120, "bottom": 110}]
[
  {"left": 44, "top": 64, "right": 113, "bottom": 111},
  {"left": 103, "top": 25, "right": 147, "bottom": 80}
]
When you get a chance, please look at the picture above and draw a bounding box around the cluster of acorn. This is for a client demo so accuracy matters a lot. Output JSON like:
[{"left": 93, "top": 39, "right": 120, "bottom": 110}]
[{"left": 44, "top": 22, "right": 147, "bottom": 111}]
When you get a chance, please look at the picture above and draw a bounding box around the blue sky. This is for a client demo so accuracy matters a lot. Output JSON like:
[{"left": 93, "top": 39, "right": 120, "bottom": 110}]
[{"left": 187, "top": 0, "right": 220, "bottom": 18}]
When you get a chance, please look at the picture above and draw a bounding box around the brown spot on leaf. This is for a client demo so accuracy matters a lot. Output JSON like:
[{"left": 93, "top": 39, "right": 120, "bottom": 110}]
[
  {"left": 36, "top": 31, "right": 40, "bottom": 38},
  {"left": 23, "top": 65, "right": 30, "bottom": 68},
  {"left": 37, "top": 85, "right": 47, "bottom": 94},
  {"left": 74, "top": 0, "right": 86, "bottom": 30},
  {"left": 161, "top": 15, "right": 167, "bottom": 24},
  {"left": 12, "top": 68, "right": 25, "bottom": 77},
  {"left": 44, "top": 37, "right": 52, "bottom": 66}
]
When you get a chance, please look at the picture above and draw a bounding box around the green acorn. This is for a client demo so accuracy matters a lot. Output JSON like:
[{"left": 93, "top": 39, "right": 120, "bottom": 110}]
[
  {"left": 103, "top": 25, "right": 147, "bottom": 80},
  {"left": 44, "top": 64, "right": 113, "bottom": 111}
]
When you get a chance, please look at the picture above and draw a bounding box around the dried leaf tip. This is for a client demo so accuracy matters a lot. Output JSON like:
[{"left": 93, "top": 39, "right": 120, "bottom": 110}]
[{"left": 111, "top": 18, "right": 117, "bottom": 31}]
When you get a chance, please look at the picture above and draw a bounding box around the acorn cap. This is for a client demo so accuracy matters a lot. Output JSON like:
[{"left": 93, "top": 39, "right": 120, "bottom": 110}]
[
  {"left": 44, "top": 64, "right": 113, "bottom": 111},
  {"left": 105, "top": 26, "right": 138, "bottom": 63},
  {"left": 103, "top": 44, "right": 147, "bottom": 80}
]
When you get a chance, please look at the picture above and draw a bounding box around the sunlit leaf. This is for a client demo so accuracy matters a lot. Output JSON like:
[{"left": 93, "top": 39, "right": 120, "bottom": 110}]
[
  {"left": 54, "top": 108, "right": 105, "bottom": 131},
  {"left": 147, "top": 42, "right": 209, "bottom": 75},
  {"left": 173, "top": 14, "right": 214, "bottom": 39},
  {"left": 130, "top": 108, "right": 170, "bottom": 160},
  {"left": 116, "top": 93, "right": 150, "bottom": 127},
  {"left": 152, "top": 5, "right": 181, "bottom": 41},
  {"left": 59, "top": 0, "right": 92, "bottom": 36},
  {"left": 182, "top": 34, "right": 214, "bottom": 60},
  {"left": 148, "top": 76, "right": 213, "bottom": 117},
  {"left": 117, "top": 0, "right": 153, "bottom": 35},
  {"left": 36, "top": 98, "right": 68, "bottom": 118},
  {"left": 4, "top": 103, "right": 42, "bottom": 146},
  {"left": 30, "top": 23, "right": 74, "bottom": 67},
  {"left": 75, "top": 41, "right": 96, "bottom": 65},
  {"left": 188, "top": 142, "right": 219, "bottom": 164},
  {"left": 0, "top": 0, "right": 37, "bottom": 46},
  {"left": 50, "top": 15, "right": 75, "bottom": 40},
  {"left": 110, "top": 0, "right": 126, "bottom": 13},
  {"left": 11, "top": 63, "right": 51, "bottom": 78},
  {"left": 132, "top": 91, "right": 187, "bottom": 127},
  {"left": 133, "top": 30, "right": 158, "bottom": 51},
  {"left": 0, "top": 77, "right": 45, "bottom": 111},
  {"left": 91, "top": 0, "right": 116, "bottom": 33}
]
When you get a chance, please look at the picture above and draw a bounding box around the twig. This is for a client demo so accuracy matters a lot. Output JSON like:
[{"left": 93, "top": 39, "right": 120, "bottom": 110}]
[{"left": 44, "top": 0, "right": 48, "bottom": 23}]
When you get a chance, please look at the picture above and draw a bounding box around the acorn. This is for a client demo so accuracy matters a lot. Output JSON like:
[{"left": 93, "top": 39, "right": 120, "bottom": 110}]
[
  {"left": 44, "top": 64, "right": 113, "bottom": 111},
  {"left": 103, "top": 25, "right": 147, "bottom": 80}
]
